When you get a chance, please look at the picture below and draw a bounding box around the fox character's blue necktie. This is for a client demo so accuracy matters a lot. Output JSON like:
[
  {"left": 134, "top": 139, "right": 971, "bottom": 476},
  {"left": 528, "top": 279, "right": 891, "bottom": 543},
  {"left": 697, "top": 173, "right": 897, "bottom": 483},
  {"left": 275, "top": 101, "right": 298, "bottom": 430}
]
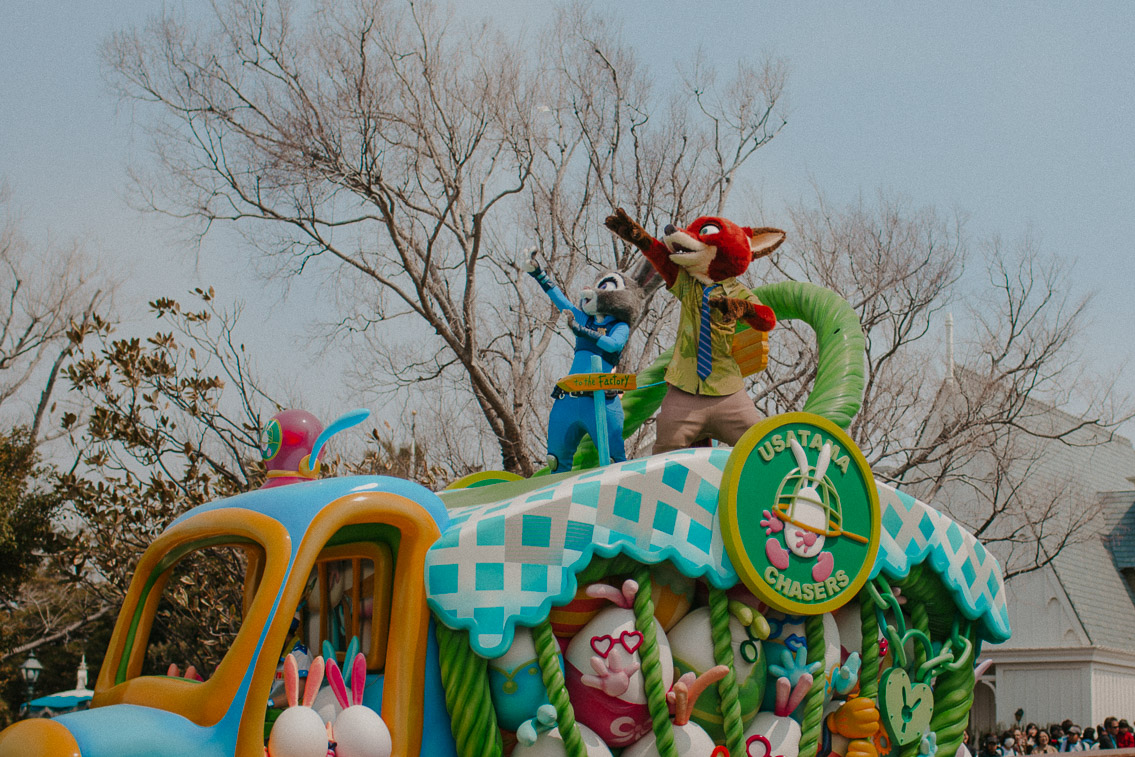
[{"left": 696, "top": 284, "right": 720, "bottom": 380}]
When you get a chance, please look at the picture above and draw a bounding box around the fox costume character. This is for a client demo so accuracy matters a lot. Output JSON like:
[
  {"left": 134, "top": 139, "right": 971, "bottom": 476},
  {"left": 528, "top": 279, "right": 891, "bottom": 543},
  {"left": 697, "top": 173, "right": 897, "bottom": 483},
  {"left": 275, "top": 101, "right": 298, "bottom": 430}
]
[
  {"left": 521, "top": 249, "right": 646, "bottom": 472},
  {"left": 604, "top": 207, "right": 785, "bottom": 453}
]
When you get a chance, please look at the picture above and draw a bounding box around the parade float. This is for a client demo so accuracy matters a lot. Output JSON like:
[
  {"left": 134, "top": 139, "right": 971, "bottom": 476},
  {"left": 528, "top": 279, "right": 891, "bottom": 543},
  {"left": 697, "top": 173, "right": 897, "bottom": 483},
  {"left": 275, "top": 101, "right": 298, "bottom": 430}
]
[{"left": 0, "top": 214, "right": 1009, "bottom": 757}]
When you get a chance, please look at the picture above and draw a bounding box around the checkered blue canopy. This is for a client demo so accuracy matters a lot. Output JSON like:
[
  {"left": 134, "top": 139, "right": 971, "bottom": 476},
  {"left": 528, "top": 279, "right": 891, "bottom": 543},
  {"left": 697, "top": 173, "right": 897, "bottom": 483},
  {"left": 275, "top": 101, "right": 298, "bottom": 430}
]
[
  {"left": 873, "top": 481, "right": 1011, "bottom": 642},
  {"left": 425, "top": 449, "right": 1010, "bottom": 658}
]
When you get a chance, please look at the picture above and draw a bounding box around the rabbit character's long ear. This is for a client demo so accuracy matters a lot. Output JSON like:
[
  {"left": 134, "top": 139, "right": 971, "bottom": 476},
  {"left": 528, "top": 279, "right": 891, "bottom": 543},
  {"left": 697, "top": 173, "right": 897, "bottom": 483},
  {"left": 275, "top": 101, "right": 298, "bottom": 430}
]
[
  {"left": 303, "top": 656, "right": 324, "bottom": 707},
  {"left": 814, "top": 442, "right": 832, "bottom": 480},
  {"left": 629, "top": 257, "right": 663, "bottom": 296},
  {"left": 789, "top": 438, "right": 810, "bottom": 476},
  {"left": 325, "top": 658, "right": 350, "bottom": 710},
  {"left": 284, "top": 654, "right": 300, "bottom": 709},
  {"left": 351, "top": 653, "right": 367, "bottom": 706}
]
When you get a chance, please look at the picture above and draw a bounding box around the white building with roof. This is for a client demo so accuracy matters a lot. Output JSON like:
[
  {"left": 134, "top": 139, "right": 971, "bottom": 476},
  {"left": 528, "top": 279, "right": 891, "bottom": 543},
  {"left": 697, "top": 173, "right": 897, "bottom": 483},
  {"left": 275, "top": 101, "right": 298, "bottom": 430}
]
[{"left": 956, "top": 414, "right": 1135, "bottom": 735}]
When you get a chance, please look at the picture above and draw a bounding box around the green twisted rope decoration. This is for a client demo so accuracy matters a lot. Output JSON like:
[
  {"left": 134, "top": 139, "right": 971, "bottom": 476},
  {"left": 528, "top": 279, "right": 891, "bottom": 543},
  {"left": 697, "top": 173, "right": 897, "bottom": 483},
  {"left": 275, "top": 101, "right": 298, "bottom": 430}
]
[
  {"left": 575, "top": 553, "right": 642, "bottom": 585},
  {"left": 435, "top": 623, "right": 503, "bottom": 757},
  {"left": 797, "top": 614, "right": 828, "bottom": 757},
  {"left": 929, "top": 626, "right": 976, "bottom": 757},
  {"left": 709, "top": 586, "right": 746, "bottom": 756},
  {"left": 533, "top": 618, "right": 587, "bottom": 757},
  {"left": 573, "top": 281, "right": 866, "bottom": 467},
  {"left": 910, "top": 600, "right": 929, "bottom": 676},
  {"left": 894, "top": 564, "right": 958, "bottom": 642},
  {"left": 754, "top": 281, "right": 866, "bottom": 429},
  {"left": 633, "top": 566, "right": 678, "bottom": 757},
  {"left": 858, "top": 595, "right": 880, "bottom": 701}
]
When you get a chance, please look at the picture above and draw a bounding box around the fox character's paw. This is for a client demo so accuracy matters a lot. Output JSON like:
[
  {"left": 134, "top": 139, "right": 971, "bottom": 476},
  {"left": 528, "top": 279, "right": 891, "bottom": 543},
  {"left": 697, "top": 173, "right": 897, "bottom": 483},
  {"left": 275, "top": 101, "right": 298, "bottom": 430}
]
[
  {"left": 604, "top": 207, "right": 654, "bottom": 251},
  {"left": 708, "top": 296, "right": 754, "bottom": 322}
]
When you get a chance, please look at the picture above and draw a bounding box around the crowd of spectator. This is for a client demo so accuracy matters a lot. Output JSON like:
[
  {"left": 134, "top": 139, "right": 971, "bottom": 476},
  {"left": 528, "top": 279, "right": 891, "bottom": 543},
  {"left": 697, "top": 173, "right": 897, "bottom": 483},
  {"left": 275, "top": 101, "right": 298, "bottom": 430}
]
[{"left": 977, "top": 718, "right": 1135, "bottom": 755}]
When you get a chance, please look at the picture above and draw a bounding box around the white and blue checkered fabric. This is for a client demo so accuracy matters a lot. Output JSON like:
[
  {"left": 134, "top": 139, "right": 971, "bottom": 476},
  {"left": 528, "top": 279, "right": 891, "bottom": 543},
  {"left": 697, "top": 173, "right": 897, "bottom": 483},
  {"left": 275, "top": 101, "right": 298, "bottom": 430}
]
[
  {"left": 426, "top": 450, "right": 1011, "bottom": 657},
  {"left": 425, "top": 449, "right": 737, "bottom": 657},
  {"left": 872, "top": 481, "right": 1011, "bottom": 642}
]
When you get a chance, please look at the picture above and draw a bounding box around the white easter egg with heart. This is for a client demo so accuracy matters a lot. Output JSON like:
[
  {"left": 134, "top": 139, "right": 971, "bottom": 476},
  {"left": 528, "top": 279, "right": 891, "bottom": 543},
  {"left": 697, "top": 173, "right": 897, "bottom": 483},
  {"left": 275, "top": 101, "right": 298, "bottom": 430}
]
[
  {"left": 621, "top": 721, "right": 716, "bottom": 757},
  {"left": 267, "top": 706, "right": 329, "bottom": 757},
  {"left": 745, "top": 712, "right": 802, "bottom": 757},
  {"left": 564, "top": 607, "right": 672, "bottom": 706},
  {"left": 512, "top": 723, "right": 613, "bottom": 757}
]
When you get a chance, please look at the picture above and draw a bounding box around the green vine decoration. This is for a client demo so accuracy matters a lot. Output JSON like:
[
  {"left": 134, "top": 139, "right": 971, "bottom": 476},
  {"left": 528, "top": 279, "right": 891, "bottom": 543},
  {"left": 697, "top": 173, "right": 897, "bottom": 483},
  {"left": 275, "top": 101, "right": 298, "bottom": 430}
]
[
  {"left": 435, "top": 623, "right": 503, "bottom": 757},
  {"left": 709, "top": 585, "right": 746, "bottom": 756},
  {"left": 533, "top": 618, "right": 586, "bottom": 757},
  {"left": 797, "top": 614, "right": 828, "bottom": 757},
  {"left": 929, "top": 625, "right": 977, "bottom": 757},
  {"left": 859, "top": 594, "right": 880, "bottom": 701},
  {"left": 575, "top": 553, "right": 642, "bottom": 585},
  {"left": 910, "top": 601, "right": 929, "bottom": 677},
  {"left": 633, "top": 566, "right": 677, "bottom": 757}
]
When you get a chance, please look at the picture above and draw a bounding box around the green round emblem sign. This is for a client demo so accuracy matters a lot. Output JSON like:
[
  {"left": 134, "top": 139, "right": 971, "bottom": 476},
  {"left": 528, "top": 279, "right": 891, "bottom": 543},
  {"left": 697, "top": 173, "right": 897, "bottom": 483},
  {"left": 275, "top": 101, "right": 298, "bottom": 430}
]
[
  {"left": 720, "top": 412, "right": 880, "bottom": 615},
  {"left": 260, "top": 418, "right": 282, "bottom": 461}
]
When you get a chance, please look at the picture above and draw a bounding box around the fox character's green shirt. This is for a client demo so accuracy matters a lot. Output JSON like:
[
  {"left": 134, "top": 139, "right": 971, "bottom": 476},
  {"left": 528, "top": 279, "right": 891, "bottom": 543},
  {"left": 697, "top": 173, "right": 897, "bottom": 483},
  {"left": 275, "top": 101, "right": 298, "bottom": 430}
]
[{"left": 665, "top": 269, "right": 762, "bottom": 396}]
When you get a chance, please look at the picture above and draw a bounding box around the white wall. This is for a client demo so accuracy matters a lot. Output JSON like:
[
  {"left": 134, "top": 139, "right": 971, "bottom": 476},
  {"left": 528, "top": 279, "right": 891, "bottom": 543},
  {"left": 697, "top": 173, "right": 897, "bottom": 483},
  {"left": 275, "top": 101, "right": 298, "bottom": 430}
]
[
  {"left": 996, "top": 567, "right": 1088, "bottom": 649},
  {"left": 1090, "top": 663, "right": 1135, "bottom": 726},
  {"left": 995, "top": 663, "right": 1091, "bottom": 728}
]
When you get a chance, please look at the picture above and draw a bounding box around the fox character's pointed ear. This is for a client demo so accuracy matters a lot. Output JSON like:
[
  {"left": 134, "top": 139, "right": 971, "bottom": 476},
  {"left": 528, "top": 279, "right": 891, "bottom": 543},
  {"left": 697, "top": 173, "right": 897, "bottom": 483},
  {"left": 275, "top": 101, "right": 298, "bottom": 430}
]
[{"left": 744, "top": 227, "right": 786, "bottom": 259}]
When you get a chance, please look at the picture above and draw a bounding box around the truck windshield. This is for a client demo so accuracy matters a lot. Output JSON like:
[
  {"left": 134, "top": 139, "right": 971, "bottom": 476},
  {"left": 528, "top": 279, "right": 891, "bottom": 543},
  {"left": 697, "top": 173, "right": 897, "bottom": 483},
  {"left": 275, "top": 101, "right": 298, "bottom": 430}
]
[
  {"left": 133, "top": 541, "right": 264, "bottom": 682},
  {"left": 293, "top": 541, "right": 393, "bottom": 671}
]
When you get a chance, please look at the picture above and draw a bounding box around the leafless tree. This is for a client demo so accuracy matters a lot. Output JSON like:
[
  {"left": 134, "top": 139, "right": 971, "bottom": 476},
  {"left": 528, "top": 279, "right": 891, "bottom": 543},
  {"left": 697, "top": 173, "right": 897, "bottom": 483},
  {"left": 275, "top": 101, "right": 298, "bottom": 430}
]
[
  {"left": 0, "top": 186, "right": 107, "bottom": 442},
  {"left": 103, "top": 0, "right": 788, "bottom": 475},
  {"left": 758, "top": 190, "right": 1131, "bottom": 577}
]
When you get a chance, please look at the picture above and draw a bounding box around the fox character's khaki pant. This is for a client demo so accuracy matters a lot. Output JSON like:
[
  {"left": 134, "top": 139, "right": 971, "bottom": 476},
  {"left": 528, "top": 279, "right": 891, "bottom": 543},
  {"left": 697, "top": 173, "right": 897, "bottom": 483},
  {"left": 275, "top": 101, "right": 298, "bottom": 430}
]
[{"left": 653, "top": 385, "right": 763, "bottom": 454}]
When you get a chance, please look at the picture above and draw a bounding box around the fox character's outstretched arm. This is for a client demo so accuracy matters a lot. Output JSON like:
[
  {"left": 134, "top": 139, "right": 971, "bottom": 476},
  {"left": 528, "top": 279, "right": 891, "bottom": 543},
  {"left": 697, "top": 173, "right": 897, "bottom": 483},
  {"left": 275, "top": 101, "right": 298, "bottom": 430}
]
[{"left": 604, "top": 207, "right": 680, "bottom": 288}]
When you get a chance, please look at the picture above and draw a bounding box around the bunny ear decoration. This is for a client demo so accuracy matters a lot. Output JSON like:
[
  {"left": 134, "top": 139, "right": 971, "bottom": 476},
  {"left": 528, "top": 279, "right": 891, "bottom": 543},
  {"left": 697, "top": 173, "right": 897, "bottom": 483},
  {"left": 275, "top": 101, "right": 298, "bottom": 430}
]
[
  {"left": 284, "top": 653, "right": 300, "bottom": 709},
  {"left": 343, "top": 637, "right": 360, "bottom": 685},
  {"left": 325, "top": 658, "right": 350, "bottom": 710},
  {"left": 303, "top": 656, "right": 325, "bottom": 708},
  {"left": 322, "top": 640, "right": 336, "bottom": 667},
  {"left": 789, "top": 438, "right": 810, "bottom": 474},
  {"left": 584, "top": 579, "right": 639, "bottom": 609},
  {"left": 350, "top": 653, "right": 367, "bottom": 705},
  {"left": 785, "top": 673, "right": 813, "bottom": 715},
  {"left": 772, "top": 675, "right": 791, "bottom": 717},
  {"left": 814, "top": 442, "right": 832, "bottom": 480}
]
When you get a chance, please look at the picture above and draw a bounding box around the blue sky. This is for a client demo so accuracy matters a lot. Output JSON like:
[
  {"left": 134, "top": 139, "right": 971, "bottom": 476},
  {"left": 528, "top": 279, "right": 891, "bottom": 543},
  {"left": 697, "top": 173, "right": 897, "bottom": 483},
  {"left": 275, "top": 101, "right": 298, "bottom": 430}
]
[{"left": 2, "top": 1, "right": 1133, "bottom": 436}]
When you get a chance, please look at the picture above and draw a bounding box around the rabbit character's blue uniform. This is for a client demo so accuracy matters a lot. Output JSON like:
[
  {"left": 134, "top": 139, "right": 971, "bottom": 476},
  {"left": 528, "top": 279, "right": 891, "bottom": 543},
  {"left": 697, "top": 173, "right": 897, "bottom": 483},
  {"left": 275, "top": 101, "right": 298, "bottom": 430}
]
[{"left": 526, "top": 263, "right": 638, "bottom": 472}]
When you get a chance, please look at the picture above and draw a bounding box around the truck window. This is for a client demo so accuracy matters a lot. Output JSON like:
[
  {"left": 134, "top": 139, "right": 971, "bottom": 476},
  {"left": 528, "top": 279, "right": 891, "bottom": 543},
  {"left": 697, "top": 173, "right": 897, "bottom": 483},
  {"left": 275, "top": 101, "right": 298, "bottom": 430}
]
[
  {"left": 295, "top": 542, "right": 393, "bottom": 672},
  {"left": 132, "top": 541, "right": 265, "bottom": 681}
]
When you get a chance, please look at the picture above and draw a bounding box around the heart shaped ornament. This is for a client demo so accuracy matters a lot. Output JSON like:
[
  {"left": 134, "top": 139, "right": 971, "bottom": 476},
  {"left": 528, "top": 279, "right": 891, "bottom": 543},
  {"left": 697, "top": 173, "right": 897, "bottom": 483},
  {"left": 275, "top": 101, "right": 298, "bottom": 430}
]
[
  {"left": 880, "top": 667, "right": 934, "bottom": 747},
  {"left": 619, "top": 630, "right": 643, "bottom": 654},
  {"left": 590, "top": 635, "right": 613, "bottom": 657}
]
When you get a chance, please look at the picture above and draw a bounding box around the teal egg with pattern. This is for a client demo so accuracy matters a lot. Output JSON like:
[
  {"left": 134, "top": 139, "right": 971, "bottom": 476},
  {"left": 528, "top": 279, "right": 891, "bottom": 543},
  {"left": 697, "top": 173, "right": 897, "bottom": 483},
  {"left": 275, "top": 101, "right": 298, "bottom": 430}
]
[{"left": 488, "top": 627, "right": 559, "bottom": 732}]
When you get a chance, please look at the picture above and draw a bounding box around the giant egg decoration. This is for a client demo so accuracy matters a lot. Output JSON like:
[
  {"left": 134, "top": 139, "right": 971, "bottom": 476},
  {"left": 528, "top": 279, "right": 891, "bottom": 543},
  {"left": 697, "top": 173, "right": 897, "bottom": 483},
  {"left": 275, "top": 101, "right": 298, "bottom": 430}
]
[
  {"left": 488, "top": 627, "right": 555, "bottom": 732},
  {"left": 511, "top": 723, "right": 613, "bottom": 757},
  {"left": 564, "top": 604, "right": 673, "bottom": 747},
  {"left": 668, "top": 607, "right": 766, "bottom": 740}
]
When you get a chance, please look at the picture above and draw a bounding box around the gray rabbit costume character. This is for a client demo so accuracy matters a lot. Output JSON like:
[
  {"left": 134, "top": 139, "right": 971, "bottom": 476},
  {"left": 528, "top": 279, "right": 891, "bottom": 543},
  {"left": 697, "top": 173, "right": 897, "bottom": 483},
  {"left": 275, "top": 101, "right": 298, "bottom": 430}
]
[{"left": 521, "top": 250, "right": 648, "bottom": 471}]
